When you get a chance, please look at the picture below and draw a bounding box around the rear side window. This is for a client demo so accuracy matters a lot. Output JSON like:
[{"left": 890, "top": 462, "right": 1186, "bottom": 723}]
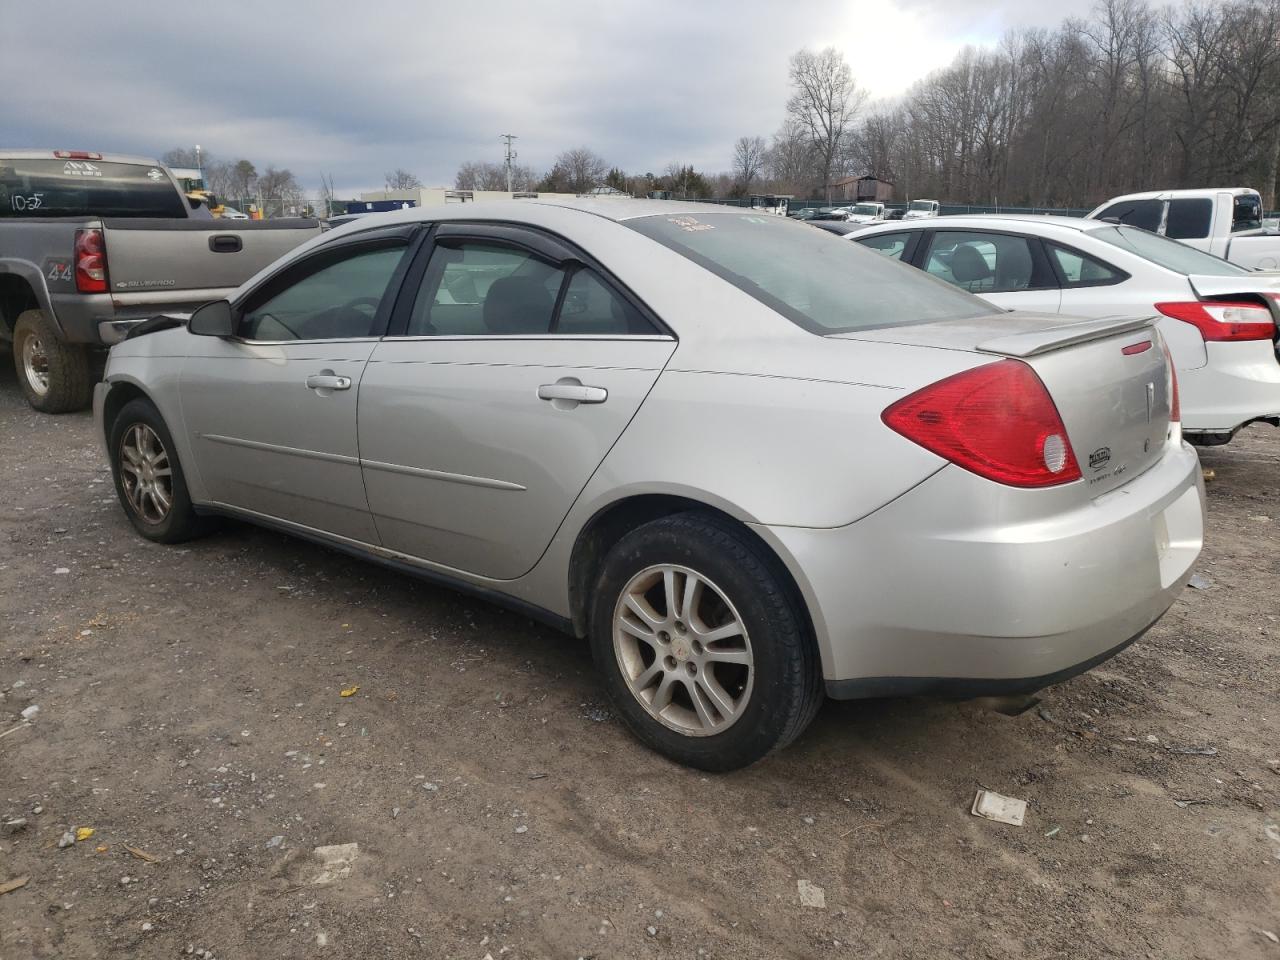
[
  {"left": 0, "top": 158, "right": 187, "bottom": 218},
  {"left": 923, "top": 231, "right": 1051, "bottom": 294},
  {"left": 1094, "top": 199, "right": 1162, "bottom": 232},
  {"left": 1232, "top": 193, "right": 1263, "bottom": 232},
  {"left": 1165, "top": 198, "right": 1212, "bottom": 239},
  {"left": 407, "top": 241, "right": 565, "bottom": 336},
  {"left": 1047, "top": 244, "right": 1125, "bottom": 287},
  {"left": 556, "top": 269, "right": 656, "bottom": 335},
  {"left": 858, "top": 231, "right": 912, "bottom": 261},
  {"left": 625, "top": 213, "right": 989, "bottom": 334}
]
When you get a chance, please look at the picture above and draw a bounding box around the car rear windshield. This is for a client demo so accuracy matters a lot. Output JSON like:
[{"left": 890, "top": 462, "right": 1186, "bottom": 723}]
[
  {"left": 0, "top": 158, "right": 188, "bottom": 218},
  {"left": 625, "top": 212, "right": 991, "bottom": 334},
  {"left": 1088, "top": 224, "right": 1250, "bottom": 277}
]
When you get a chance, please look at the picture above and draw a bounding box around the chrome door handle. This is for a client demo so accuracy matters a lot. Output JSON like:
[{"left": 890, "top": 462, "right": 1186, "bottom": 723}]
[
  {"left": 537, "top": 382, "right": 607, "bottom": 404},
  {"left": 306, "top": 374, "right": 352, "bottom": 391}
]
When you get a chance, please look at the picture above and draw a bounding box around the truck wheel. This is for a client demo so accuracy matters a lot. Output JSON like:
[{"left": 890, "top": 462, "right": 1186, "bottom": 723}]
[
  {"left": 13, "top": 310, "right": 93, "bottom": 413},
  {"left": 108, "top": 397, "right": 212, "bottom": 543},
  {"left": 589, "top": 513, "right": 823, "bottom": 771}
]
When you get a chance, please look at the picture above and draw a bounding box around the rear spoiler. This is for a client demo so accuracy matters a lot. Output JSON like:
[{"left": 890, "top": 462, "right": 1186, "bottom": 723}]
[{"left": 976, "top": 315, "right": 1155, "bottom": 358}]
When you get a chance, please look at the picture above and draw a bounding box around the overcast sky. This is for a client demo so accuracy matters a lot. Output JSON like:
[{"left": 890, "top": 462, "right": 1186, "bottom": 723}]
[{"left": 10, "top": 0, "right": 1107, "bottom": 196}]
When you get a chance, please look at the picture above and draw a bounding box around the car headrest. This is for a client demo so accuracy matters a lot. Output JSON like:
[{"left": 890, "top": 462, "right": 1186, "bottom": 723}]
[
  {"left": 483, "top": 276, "right": 554, "bottom": 334},
  {"left": 949, "top": 244, "right": 992, "bottom": 284}
]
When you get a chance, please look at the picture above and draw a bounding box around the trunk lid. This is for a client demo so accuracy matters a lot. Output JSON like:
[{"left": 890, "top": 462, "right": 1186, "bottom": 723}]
[
  {"left": 843, "top": 313, "right": 1174, "bottom": 497},
  {"left": 100, "top": 218, "right": 321, "bottom": 293}
]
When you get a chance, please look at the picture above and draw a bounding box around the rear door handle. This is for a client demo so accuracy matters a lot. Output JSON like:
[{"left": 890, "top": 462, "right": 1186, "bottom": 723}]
[
  {"left": 537, "top": 382, "right": 607, "bottom": 404},
  {"left": 306, "top": 374, "right": 352, "bottom": 391}
]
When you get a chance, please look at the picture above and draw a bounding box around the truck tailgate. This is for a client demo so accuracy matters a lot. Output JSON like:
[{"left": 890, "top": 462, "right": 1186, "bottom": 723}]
[{"left": 101, "top": 218, "right": 321, "bottom": 293}]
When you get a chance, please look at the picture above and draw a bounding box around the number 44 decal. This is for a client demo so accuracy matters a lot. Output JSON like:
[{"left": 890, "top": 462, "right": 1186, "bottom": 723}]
[{"left": 46, "top": 261, "right": 73, "bottom": 283}]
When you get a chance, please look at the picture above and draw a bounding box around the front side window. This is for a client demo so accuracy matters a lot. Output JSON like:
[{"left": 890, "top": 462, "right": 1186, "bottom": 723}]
[
  {"left": 407, "top": 241, "right": 564, "bottom": 336},
  {"left": 858, "top": 231, "right": 912, "bottom": 261},
  {"left": 1088, "top": 225, "right": 1250, "bottom": 277},
  {"left": 625, "top": 213, "right": 990, "bottom": 334},
  {"left": 923, "top": 231, "right": 1047, "bottom": 294},
  {"left": 1165, "top": 198, "right": 1212, "bottom": 240},
  {"left": 1047, "top": 243, "right": 1124, "bottom": 286},
  {"left": 1095, "top": 199, "right": 1163, "bottom": 233},
  {"left": 239, "top": 243, "right": 407, "bottom": 341}
]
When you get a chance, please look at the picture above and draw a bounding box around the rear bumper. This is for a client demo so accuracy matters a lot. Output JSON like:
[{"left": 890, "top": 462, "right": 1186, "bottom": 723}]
[
  {"left": 1180, "top": 340, "right": 1280, "bottom": 435},
  {"left": 754, "top": 440, "right": 1205, "bottom": 696}
]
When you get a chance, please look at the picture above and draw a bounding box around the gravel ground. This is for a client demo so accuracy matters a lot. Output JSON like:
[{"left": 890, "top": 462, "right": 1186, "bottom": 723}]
[{"left": 1, "top": 360, "right": 1278, "bottom": 960}]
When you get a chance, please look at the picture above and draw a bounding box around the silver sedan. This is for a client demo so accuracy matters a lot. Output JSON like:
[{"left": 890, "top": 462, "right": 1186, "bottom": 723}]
[{"left": 95, "top": 200, "right": 1206, "bottom": 770}]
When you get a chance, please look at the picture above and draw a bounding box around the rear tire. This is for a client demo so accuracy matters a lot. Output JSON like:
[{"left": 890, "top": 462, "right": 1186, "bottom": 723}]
[
  {"left": 589, "top": 513, "right": 823, "bottom": 771},
  {"left": 13, "top": 310, "right": 92, "bottom": 413},
  {"left": 108, "top": 397, "right": 212, "bottom": 543}
]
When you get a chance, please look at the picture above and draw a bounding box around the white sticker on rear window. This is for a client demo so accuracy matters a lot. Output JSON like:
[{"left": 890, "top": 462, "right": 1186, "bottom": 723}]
[
  {"left": 667, "top": 216, "right": 713, "bottom": 232},
  {"left": 147, "top": 168, "right": 164, "bottom": 181}
]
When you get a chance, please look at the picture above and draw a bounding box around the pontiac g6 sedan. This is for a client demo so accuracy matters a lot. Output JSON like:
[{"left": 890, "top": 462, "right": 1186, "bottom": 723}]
[{"left": 95, "top": 200, "right": 1206, "bottom": 770}]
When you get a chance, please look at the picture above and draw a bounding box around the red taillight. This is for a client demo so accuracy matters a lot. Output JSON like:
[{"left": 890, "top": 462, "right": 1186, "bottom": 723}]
[
  {"left": 53, "top": 150, "right": 103, "bottom": 160},
  {"left": 74, "top": 228, "right": 108, "bottom": 293},
  {"left": 882, "top": 359, "right": 1082, "bottom": 488},
  {"left": 1155, "top": 301, "right": 1275, "bottom": 341}
]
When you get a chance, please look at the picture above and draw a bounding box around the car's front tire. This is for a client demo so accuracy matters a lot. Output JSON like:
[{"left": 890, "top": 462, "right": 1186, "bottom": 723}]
[
  {"left": 590, "top": 513, "right": 823, "bottom": 771},
  {"left": 108, "top": 397, "right": 211, "bottom": 543}
]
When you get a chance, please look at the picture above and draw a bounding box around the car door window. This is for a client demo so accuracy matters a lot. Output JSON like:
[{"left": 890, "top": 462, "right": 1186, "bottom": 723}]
[
  {"left": 1046, "top": 244, "right": 1125, "bottom": 287},
  {"left": 858, "top": 231, "right": 912, "bottom": 261},
  {"left": 239, "top": 243, "right": 407, "bottom": 341},
  {"left": 924, "top": 232, "right": 1045, "bottom": 294},
  {"left": 1165, "top": 198, "right": 1212, "bottom": 240},
  {"left": 1094, "top": 199, "right": 1163, "bottom": 232},
  {"left": 406, "top": 241, "right": 565, "bottom": 336},
  {"left": 554, "top": 269, "right": 657, "bottom": 335}
]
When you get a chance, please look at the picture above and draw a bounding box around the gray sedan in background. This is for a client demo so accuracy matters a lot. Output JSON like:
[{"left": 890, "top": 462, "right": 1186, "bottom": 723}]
[{"left": 95, "top": 200, "right": 1205, "bottom": 770}]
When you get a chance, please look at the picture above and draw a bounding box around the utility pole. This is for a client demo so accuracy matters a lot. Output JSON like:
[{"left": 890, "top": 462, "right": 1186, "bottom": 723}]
[{"left": 500, "top": 133, "right": 518, "bottom": 193}]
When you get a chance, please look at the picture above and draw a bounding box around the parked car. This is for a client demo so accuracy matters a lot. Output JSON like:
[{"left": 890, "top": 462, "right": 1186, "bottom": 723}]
[
  {"left": 848, "top": 215, "right": 1280, "bottom": 443},
  {"left": 884, "top": 208, "right": 907, "bottom": 221},
  {"left": 0, "top": 150, "right": 321, "bottom": 411},
  {"left": 843, "top": 202, "right": 886, "bottom": 224},
  {"left": 96, "top": 201, "right": 1204, "bottom": 770},
  {"left": 1086, "top": 188, "right": 1280, "bottom": 270},
  {"left": 903, "top": 199, "right": 940, "bottom": 220}
]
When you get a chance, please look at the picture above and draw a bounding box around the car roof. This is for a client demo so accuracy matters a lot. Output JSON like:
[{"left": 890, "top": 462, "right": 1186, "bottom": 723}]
[
  {"left": 849, "top": 214, "right": 1101, "bottom": 235},
  {"left": 1100, "top": 188, "right": 1257, "bottom": 203}
]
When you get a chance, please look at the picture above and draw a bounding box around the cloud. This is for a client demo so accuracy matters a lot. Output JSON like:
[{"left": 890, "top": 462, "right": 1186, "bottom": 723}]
[{"left": 7, "top": 0, "right": 1106, "bottom": 195}]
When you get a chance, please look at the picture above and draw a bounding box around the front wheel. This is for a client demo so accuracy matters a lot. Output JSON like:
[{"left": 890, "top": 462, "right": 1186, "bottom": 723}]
[
  {"left": 108, "top": 397, "right": 212, "bottom": 543},
  {"left": 590, "top": 513, "right": 823, "bottom": 771}
]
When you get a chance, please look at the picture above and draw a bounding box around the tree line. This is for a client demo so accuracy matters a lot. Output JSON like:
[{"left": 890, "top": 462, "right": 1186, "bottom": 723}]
[
  {"left": 447, "top": 0, "right": 1280, "bottom": 209},
  {"left": 161, "top": 148, "right": 308, "bottom": 214}
]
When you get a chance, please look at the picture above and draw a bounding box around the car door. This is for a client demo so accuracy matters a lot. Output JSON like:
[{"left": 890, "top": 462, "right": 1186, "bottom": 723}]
[
  {"left": 180, "top": 226, "right": 417, "bottom": 542},
  {"left": 918, "top": 229, "right": 1062, "bottom": 314},
  {"left": 357, "top": 223, "right": 677, "bottom": 580}
]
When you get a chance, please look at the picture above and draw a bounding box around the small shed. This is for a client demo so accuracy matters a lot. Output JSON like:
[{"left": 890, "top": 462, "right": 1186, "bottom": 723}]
[{"left": 854, "top": 176, "right": 895, "bottom": 203}]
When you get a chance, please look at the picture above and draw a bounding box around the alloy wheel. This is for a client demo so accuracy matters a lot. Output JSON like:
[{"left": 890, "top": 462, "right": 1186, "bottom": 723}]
[
  {"left": 20, "top": 333, "right": 50, "bottom": 397},
  {"left": 612, "top": 564, "right": 754, "bottom": 736},
  {"left": 118, "top": 423, "right": 174, "bottom": 524}
]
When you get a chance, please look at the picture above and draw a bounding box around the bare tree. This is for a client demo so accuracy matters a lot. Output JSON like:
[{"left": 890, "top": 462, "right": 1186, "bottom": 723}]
[
  {"left": 764, "top": 120, "right": 818, "bottom": 196},
  {"left": 732, "top": 136, "right": 767, "bottom": 192},
  {"left": 456, "top": 160, "right": 534, "bottom": 191},
  {"left": 547, "top": 147, "right": 609, "bottom": 194},
  {"left": 162, "top": 147, "right": 202, "bottom": 168},
  {"left": 384, "top": 168, "right": 422, "bottom": 190},
  {"left": 317, "top": 171, "right": 338, "bottom": 217},
  {"left": 787, "top": 47, "right": 866, "bottom": 201},
  {"left": 256, "top": 166, "right": 306, "bottom": 216}
]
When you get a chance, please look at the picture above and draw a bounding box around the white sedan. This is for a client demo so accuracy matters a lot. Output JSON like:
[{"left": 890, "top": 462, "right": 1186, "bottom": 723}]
[{"left": 848, "top": 215, "right": 1280, "bottom": 444}]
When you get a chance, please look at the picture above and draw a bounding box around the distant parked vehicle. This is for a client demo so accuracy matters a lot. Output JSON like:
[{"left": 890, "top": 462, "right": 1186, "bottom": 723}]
[
  {"left": 843, "top": 202, "right": 885, "bottom": 224},
  {"left": 903, "top": 199, "right": 940, "bottom": 220},
  {"left": 0, "top": 149, "right": 321, "bottom": 411},
  {"left": 884, "top": 208, "right": 907, "bottom": 221},
  {"left": 1087, "top": 188, "right": 1280, "bottom": 270},
  {"left": 848, "top": 214, "right": 1280, "bottom": 444},
  {"left": 749, "top": 194, "right": 792, "bottom": 216}
]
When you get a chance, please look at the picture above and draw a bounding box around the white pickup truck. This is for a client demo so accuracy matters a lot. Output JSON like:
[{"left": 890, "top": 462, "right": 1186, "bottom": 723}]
[{"left": 1086, "top": 188, "right": 1280, "bottom": 270}]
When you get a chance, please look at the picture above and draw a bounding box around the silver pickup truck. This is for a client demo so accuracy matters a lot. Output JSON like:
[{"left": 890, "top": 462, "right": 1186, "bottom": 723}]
[{"left": 0, "top": 150, "right": 320, "bottom": 412}]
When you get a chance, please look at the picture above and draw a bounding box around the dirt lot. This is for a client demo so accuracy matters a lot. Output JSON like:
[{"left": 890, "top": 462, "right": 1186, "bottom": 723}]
[{"left": 0, "top": 363, "right": 1278, "bottom": 960}]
